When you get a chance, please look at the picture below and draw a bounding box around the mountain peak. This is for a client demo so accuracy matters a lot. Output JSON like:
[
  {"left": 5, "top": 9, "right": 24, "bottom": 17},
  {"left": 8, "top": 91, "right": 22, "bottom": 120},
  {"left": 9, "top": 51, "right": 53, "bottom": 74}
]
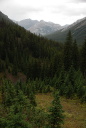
[
  {"left": 40, "top": 20, "right": 45, "bottom": 22},
  {"left": 18, "top": 19, "right": 63, "bottom": 35}
]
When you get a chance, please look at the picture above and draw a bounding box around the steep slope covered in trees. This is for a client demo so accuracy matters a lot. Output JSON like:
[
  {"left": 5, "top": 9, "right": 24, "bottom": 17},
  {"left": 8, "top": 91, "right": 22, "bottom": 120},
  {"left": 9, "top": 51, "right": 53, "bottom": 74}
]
[
  {"left": 0, "top": 11, "right": 62, "bottom": 80},
  {"left": 0, "top": 12, "right": 86, "bottom": 81},
  {"left": 46, "top": 17, "right": 86, "bottom": 44}
]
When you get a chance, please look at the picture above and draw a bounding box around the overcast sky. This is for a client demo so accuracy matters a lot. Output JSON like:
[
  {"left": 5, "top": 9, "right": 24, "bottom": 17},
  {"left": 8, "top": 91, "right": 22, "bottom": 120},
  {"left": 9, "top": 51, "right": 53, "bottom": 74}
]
[{"left": 0, "top": 0, "right": 86, "bottom": 25}]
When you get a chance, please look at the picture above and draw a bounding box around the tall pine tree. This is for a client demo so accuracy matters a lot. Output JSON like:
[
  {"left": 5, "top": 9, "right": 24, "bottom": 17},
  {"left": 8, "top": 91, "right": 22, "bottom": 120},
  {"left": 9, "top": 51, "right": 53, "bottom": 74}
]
[
  {"left": 72, "top": 39, "right": 79, "bottom": 70},
  {"left": 63, "top": 31, "right": 73, "bottom": 71},
  {"left": 48, "top": 91, "right": 64, "bottom": 128}
]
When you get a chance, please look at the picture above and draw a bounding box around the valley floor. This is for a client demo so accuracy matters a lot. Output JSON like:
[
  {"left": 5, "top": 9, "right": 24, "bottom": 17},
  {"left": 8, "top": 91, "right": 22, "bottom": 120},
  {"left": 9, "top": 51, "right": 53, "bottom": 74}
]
[{"left": 36, "top": 93, "right": 86, "bottom": 128}]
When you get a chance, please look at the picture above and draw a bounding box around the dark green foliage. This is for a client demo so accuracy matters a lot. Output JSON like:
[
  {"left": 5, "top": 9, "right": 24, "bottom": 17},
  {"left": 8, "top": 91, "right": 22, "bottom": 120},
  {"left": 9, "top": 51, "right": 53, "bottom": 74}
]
[
  {"left": 28, "top": 92, "right": 37, "bottom": 106},
  {"left": 0, "top": 17, "right": 86, "bottom": 82},
  {"left": 32, "top": 108, "right": 47, "bottom": 128},
  {"left": 56, "top": 67, "right": 65, "bottom": 89},
  {"left": 80, "top": 39, "right": 86, "bottom": 76},
  {"left": 63, "top": 74, "right": 74, "bottom": 98},
  {"left": 72, "top": 40, "right": 79, "bottom": 70},
  {"left": 1, "top": 80, "right": 16, "bottom": 107},
  {"left": 63, "top": 31, "right": 73, "bottom": 71},
  {"left": 48, "top": 91, "right": 64, "bottom": 128},
  {"left": 0, "top": 80, "right": 34, "bottom": 128},
  {"left": 75, "top": 71, "right": 86, "bottom": 103},
  {"left": 53, "top": 66, "right": 86, "bottom": 101},
  {"left": 1, "top": 92, "right": 32, "bottom": 128},
  {"left": 0, "top": 79, "right": 49, "bottom": 128},
  {"left": 0, "top": 59, "right": 6, "bottom": 72},
  {"left": 0, "top": 12, "right": 86, "bottom": 128},
  {"left": 0, "top": 19, "right": 62, "bottom": 80}
]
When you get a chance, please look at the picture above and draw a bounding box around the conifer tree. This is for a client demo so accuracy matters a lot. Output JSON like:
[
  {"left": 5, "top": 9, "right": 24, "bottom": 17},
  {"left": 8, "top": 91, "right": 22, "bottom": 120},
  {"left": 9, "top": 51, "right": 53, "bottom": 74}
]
[
  {"left": 55, "top": 67, "right": 66, "bottom": 96},
  {"left": 56, "top": 67, "right": 65, "bottom": 89},
  {"left": 64, "top": 74, "right": 74, "bottom": 98},
  {"left": 48, "top": 91, "right": 64, "bottom": 128},
  {"left": 68, "top": 65, "right": 75, "bottom": 87},
  {"left": 0, "top": 91, "right": 33, "bottom": 128},
  {"left": 28, "top": 91, "right": 37, "bottom": 106},
  {"left": 0, "top": 80, "right": 34, "bottom": 128},
  {"left": 63, "top": 31, "right": 73, "bottom": 71},
  {"left": 72, "top": 40, "right": 79, "bottom": 70},
  {"left": 74, "top": 70, "right": 85, "bottom": 100}
]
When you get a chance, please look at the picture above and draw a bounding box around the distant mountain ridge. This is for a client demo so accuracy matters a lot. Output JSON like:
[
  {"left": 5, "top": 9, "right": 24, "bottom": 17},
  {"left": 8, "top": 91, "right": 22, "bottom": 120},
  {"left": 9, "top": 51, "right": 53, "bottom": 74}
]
[
  {"left": 18, "top": 19, "right": 64, "bottom": 35},
  {"left": 18, "top": 19, "right": 38, "bottom": 29},
  {"left": 1, "top": 11, "right": 86, "bottom": 44},
  {"left": 46, "top": 17, "right": 86, "bottom": 44}
]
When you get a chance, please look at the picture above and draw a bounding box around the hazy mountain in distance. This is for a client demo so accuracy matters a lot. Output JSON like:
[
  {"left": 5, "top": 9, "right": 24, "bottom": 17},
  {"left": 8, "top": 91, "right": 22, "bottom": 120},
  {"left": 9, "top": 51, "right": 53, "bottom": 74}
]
[
  {"left": 46, "top": 17, "right": 86, "bottom": 44},
  {"left": 18, "top": 19, "right": 39, "bottom": 29},
  {"left": 27, "top": 20, "right": 63, "bottom": 35},
  {"left": 18, "top": 19, "right": 63, "bottom": 35}
]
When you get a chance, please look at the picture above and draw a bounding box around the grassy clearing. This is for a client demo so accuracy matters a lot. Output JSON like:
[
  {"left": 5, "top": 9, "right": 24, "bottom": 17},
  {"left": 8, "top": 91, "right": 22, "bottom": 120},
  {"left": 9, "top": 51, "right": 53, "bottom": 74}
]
[{"left": 36, "top": 93, "right": 86, "bottom": 128}]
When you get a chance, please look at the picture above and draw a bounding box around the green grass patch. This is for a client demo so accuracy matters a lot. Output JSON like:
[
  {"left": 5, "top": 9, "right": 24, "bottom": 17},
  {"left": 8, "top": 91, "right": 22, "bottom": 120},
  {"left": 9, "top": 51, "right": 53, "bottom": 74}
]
[{"left": 36, "top": 93, "right": 86, "bottom": 128}]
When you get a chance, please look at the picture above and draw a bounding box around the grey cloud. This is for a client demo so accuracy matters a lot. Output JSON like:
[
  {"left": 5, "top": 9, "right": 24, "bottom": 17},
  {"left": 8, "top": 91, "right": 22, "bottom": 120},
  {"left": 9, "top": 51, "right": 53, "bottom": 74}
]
[
  {"left": 10, "top": 5, "right": 43, "bottom": 14},
  {"left": 5, "top": 5, "right": 43, "bottom": 20},
  {"left": 50, "top": 4, "right": 68, "bottom": 14},
  {"left": 63, "top": 10, "right": 86, "bottom": 16},
  {"left": 0, "top": 0, "right": 5, "bottom": 1},
  {"left": 75, "top": 0, "right": 86, "bottom": 2},
  {"left": 0, "top": 0, "right": 10, "bottom": 2},
  {"left": 68, "top": 0, "right": 86, "bottom": 3},
  {"left": 51, "top": 3, "right": 86, "bottom": 17},
  {"left": 0, "top": 0, "right": 43, "bottom": 20},
  {"left": 62, "top": 6, "right": 86, "bottom": 16}
]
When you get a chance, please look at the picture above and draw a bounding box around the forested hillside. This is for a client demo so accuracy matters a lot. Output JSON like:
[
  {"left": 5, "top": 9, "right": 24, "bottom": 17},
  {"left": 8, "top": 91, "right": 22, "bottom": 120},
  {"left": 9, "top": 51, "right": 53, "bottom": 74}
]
[
  {"left": 0, "top": 12, "right": 86, "bottom": 128},
  {"left": 46, "top": 17, "right": 86, "bottom": 44},
  {"left": 0, "top": 12, "right": 86, "bottom": 100},
  {"left": 0, "top": 16, "right": 62, "bottom": 79},
  {"left": 0, "top": 19, "right": 86, "bottom": 79}
]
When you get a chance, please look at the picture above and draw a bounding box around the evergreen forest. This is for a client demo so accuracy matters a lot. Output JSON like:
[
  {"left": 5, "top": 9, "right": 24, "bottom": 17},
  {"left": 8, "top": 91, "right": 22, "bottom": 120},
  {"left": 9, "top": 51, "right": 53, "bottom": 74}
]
[{"left": 0, "top": 16, "right": 86, "bottom": 128}]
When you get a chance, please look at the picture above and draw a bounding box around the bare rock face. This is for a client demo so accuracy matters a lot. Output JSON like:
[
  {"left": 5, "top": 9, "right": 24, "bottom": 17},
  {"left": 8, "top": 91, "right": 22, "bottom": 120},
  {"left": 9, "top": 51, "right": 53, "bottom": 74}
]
[{"left": 18, "top": 19, "right": 63, "bottom": 35}]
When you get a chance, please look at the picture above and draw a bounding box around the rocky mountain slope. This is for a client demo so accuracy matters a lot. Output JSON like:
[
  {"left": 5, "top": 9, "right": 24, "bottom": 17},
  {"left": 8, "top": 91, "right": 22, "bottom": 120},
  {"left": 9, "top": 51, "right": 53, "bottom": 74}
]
[
  {"left": 18, "top": 19, "right": 63, "bottom": 35},
  {"left": 18, "top": 19, "right": 38, "bottom": 29},
  {"left": 46, "top": 17, "right": 86, "bottom": 44}
]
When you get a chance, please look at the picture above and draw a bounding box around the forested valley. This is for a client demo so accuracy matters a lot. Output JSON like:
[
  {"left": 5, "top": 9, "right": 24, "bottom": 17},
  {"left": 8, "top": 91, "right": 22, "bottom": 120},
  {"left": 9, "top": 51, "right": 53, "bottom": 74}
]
[{"left": 0, "top": 16, "right": 86, "bottom": 128}]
